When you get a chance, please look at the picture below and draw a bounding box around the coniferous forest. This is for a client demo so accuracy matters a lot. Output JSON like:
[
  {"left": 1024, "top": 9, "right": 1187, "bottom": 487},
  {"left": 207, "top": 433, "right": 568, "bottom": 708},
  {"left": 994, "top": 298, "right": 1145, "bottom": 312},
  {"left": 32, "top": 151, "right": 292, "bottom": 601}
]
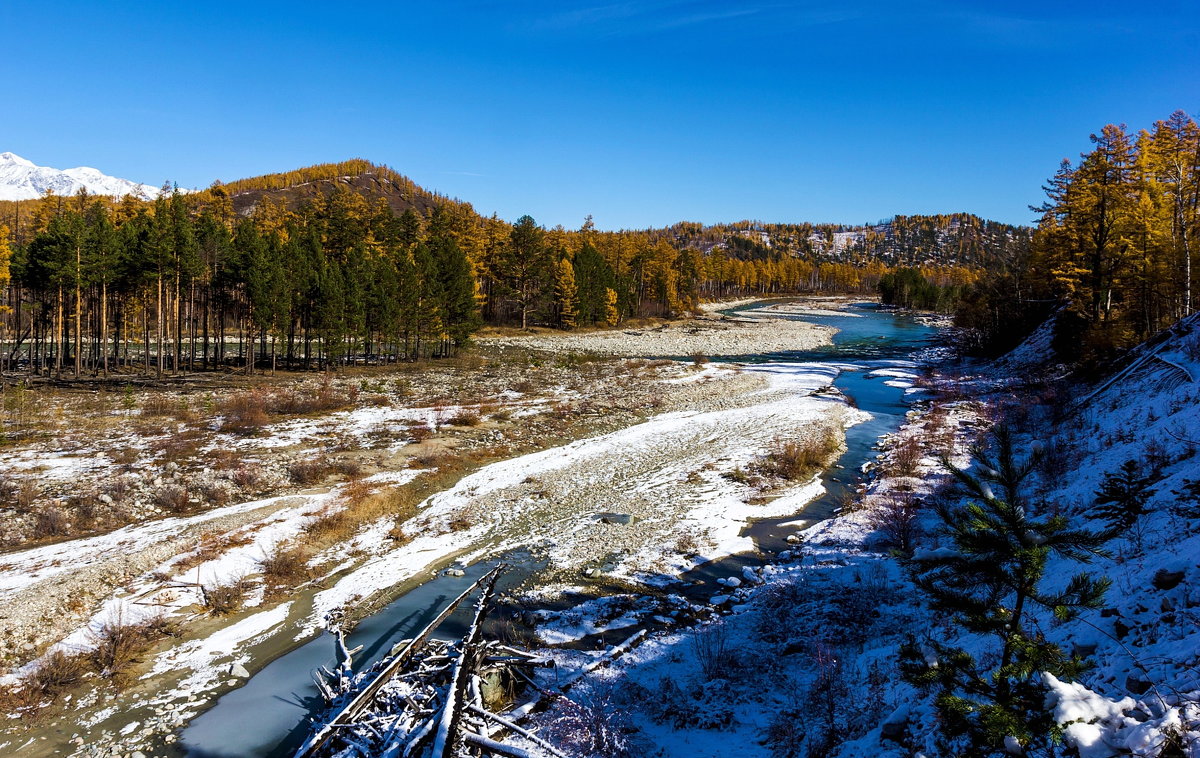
[
  {"left": 0, "top": 161, "right": 995, "bottom": 377},
  {"left": 956, "top": 110, "right": 1200, "bottom": 359}
]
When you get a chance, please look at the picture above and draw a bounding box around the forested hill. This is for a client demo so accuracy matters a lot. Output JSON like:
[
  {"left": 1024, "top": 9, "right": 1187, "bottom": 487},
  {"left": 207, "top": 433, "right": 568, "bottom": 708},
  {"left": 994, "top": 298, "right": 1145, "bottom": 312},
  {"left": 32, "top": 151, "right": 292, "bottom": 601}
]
[
  {"left": 202, "top": 159, "right": 476, "bottom": 219},
  {"left": 0, "top": 156, "right": 1011, "bottom": 378},
  {"left": 654, "top": 214, "right": 1031, "bottom": 267}
]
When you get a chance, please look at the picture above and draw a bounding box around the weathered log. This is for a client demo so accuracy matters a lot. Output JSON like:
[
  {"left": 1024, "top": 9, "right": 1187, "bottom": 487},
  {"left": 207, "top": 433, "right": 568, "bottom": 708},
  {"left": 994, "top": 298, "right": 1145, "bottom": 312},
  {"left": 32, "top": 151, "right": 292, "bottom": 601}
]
[
  {"left": 468, "top": 704, "right": 568, "bottom": 758},
  {"left": 431, "top": 567, "right": 504, "bottom": 758},
  {"left": 462, "top": 732, "right": 540, "bottom": 758},
  {"left": 294, "top": 565, "right": 504, "bottom": 758}
]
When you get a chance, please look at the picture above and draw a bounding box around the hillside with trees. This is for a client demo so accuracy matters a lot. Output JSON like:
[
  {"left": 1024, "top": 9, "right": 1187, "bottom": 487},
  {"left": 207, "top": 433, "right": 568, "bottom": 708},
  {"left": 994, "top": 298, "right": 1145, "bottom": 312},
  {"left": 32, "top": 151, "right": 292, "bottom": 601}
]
[{"left": 0, "top": 159, "right": 1028, "bottom": 378}]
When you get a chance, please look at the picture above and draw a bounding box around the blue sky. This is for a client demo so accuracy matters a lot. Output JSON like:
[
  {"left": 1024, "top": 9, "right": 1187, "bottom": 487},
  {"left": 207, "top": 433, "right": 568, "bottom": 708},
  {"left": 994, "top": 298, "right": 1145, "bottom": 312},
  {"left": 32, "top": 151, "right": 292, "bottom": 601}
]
[{"left": 2, "top": 1, "right": 1196, "bottom": 229}]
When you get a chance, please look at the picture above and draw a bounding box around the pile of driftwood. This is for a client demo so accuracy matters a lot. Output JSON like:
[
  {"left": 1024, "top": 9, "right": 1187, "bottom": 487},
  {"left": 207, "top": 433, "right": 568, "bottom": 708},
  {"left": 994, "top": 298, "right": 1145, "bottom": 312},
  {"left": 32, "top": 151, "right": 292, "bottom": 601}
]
[{"left": 294, "top": 565, "right": 637, "bottom": 758}]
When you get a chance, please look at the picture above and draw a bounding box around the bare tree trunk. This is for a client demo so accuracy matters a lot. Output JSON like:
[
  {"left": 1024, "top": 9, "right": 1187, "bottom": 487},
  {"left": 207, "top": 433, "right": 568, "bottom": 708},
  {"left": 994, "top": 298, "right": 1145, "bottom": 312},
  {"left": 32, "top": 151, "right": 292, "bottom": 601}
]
[{"left": 101, "top": 280, "right": 108, "bottom": 377}]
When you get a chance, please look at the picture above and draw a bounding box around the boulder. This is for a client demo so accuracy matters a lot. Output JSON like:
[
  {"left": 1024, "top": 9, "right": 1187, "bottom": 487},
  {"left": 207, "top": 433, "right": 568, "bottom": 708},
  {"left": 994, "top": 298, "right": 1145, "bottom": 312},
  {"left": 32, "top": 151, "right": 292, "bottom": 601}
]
[
  {"left": 597, "top": 513, "right": 634, "bottom": 525},
  {"left": 229, "top": 663, "right": 250, "bottom": 678},
  {"left": 1152, "top": 569, "right": 1186, "bottom": 591}
]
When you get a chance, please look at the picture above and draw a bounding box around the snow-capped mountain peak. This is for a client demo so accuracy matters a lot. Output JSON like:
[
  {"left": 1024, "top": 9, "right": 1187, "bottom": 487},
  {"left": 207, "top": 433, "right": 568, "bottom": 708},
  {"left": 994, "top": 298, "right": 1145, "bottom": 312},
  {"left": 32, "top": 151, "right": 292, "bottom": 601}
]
[{"left": 0, "top": 152, "right": 171, "bottom": 202}]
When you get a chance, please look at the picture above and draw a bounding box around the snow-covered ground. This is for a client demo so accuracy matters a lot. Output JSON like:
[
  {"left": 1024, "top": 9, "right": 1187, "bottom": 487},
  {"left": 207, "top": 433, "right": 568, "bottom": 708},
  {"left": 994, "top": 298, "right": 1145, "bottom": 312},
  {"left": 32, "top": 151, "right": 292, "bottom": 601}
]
[{"left": 537, "top": 314, "right": 1200, "bottom": 757}]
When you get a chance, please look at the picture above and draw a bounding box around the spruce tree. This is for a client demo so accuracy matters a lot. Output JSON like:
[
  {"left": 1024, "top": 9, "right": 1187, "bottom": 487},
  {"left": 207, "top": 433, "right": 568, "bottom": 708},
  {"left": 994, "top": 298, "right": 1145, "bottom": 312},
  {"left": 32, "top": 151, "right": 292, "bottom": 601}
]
[
  {"left": 1092, "top": 459, "right": 1155, "bottom": 546},
  {"left": 900, "top": 426, "right": 1111, "bottom": 756}
]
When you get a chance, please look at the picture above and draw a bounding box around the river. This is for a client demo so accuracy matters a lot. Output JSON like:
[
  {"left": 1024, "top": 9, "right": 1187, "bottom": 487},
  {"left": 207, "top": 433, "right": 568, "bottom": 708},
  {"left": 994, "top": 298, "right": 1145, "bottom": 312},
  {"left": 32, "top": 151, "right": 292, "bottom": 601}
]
[{"left": 180, "top": 300, "right": 937, "bottom": 758}]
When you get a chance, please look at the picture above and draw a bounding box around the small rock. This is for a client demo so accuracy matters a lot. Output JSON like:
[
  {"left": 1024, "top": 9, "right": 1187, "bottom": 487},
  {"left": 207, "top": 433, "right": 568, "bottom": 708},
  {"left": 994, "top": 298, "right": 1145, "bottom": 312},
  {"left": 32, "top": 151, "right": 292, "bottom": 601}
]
[
  {"left": 1152, "top": 569, "right": 1186, "bottom": 591},
  {"left": 98, "top": 493, "right": 113, "bottom": 505},
  {"left": 444, "top": 568, "right": 465, "bottom": 578},
  {"left": 1071, "top": 642, "right": 1098, "bottom": 658},
  {"left": 785, "top": 534, "right": 800, "bottom": 544}
]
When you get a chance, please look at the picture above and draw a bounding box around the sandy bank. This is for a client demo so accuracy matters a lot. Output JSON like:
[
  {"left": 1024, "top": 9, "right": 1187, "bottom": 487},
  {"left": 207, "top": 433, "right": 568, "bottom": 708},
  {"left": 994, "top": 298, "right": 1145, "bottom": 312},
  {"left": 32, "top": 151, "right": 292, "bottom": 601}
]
[{"left": 482, "top": 310, "right": 835, "bottom": 357}]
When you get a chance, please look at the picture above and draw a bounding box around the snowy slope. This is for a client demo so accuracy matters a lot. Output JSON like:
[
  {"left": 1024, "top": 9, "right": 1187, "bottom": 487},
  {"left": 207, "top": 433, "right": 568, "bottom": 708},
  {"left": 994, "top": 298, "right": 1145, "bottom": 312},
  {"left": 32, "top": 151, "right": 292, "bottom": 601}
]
[
  {"left": 0, "top": 151, "right": 173, "bottom": 201},
  {"left": 548, "top": 315, "right": 1200, "bottom": 758}
]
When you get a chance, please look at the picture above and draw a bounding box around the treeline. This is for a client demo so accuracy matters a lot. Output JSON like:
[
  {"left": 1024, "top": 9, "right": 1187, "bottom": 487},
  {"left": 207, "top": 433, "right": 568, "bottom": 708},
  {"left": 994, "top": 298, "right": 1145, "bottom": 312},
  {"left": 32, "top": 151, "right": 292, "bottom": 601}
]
[
  {"left": 0, "top": 158, "right": 995, "bottom": 377},
  {"left": 877, "top": 267, "right": 974, "bottom": 312},
  {"left": 0, "top": 190, "right": 480, "bottom": 375},
  {"left": 957, "top": 110, "right": 1200, "bottom": 359},
  {"left": 658, "top": 213, "right": 1030, "bottom": 267}
]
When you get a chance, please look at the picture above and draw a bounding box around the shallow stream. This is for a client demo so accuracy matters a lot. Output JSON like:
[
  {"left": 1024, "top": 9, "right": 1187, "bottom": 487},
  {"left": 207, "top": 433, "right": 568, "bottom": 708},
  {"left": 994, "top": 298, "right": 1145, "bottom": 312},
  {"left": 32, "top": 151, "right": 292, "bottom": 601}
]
[{"left": 181, "top": 300, "right": 937, "bottom": 758}]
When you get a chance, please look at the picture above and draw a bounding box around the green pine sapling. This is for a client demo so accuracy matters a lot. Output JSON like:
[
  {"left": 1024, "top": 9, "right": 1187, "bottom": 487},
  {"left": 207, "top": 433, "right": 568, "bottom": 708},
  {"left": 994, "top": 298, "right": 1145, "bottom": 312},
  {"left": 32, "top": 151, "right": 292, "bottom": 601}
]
[{"left": 899, "top": 426, "right": 1112, "bottom": 756}]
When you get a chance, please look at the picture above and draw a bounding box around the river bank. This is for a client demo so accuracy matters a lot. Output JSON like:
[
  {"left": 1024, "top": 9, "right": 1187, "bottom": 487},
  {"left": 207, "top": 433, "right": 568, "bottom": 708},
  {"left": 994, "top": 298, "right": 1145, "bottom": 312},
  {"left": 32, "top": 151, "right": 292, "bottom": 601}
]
[{"left": 0, "top": 299, "right": 941, "bottom": 758}]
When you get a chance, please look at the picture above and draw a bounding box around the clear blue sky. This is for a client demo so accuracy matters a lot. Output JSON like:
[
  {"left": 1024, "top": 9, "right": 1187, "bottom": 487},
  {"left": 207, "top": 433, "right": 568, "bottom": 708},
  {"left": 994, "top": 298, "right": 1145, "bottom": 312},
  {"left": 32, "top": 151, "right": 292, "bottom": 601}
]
[{"left": 3, "top": 1, "right": 1197, "bottom": 229}]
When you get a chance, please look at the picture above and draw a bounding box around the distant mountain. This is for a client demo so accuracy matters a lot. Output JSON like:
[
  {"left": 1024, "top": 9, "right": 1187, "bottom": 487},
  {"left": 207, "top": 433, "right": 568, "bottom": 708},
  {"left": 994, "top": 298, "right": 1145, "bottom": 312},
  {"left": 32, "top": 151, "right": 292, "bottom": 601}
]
[{"left": 0, "top": 152, "right": 170, "bottom": 202}]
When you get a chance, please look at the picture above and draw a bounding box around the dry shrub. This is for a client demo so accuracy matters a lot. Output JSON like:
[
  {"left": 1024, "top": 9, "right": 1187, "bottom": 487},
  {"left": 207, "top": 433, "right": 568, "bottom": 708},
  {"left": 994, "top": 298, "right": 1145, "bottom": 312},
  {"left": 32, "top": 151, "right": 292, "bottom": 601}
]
[
  {"left": 203, "top": 577, "right": 253, "bottom": 616},
  {"left": 221, "top": 390, "right": 270, "bottom": 432},
  {"left": 867, "top": 494, "right": 923, "bottom": 554},
  {"left": 332, "top": 458, "right": 364, "bottom": 479},
  {"left": 755, "top": 426, "right": 842, "bottom": 481},
  {"left": 260, "top": 545, "right": 312, "bottom": 590},
  {"left": 231, "top": 463, "right": 265, "bottom": 491},
  {"left": 31, "top": 505, "right": 71, "bottom": 538},
  {"left": 446, "top": 409, "right": 482, "bottom": 427},
  {"left": 195, "top": 478, "right": 235, "bottom": 507},
  {"left": 159, "top": 430, "right": 206, "bottom": 464},
  {"left": 888, "top": 437, "right": 923, "bottom": 477},
  {"left": 512, "top": 379, "right": 537, "bottom": 394},
  {"left": 0, "top": 471, "right": 18, "bottom": 504},
  {"left": 447, "top": 514, "right": 473, "bottom": 532},
  {"left": 13, "top": 479, "right": 39, "bottom": 513},
  {"left": 25, "top": 650, "right": 85, "bottom": 702},
  {"left": 407, "top": 422, "right": 434, "bottom": 443},
  {"left": 490, "top": 407, "right": 513, "bottom": 421},
  {"left": 153, "top": 483, "right": 191, "bottom": 513},
  {"left": 268, "top": 376, "right": 351, "bottom": 415},
  {"left": 88, "top": 613, "right": 176, "bottom": 687},
  {"left": 289, "top": 457, "right": 335, "bottom": 485},
  {"left": 675, "top": 532, "right": 700, "bottom": 555},
  {"left": 109, "top": 446, "right": 140, "bottom": 466}
]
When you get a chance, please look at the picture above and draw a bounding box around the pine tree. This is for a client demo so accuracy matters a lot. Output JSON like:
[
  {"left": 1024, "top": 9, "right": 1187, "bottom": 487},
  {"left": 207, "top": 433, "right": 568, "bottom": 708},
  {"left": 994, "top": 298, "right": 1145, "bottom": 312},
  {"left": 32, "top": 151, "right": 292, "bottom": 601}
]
[
  {"left": 1092, "top": 459, "right": 1155, "bottom": 546},
  {"left": 553, "top": 256, "right": 578, "bottom": 329},
  {"left": 603, "top": 287, "right": 620, "bottom": 326},
  {"left": 900, "top": 427, "right": 1111, "bottom": 756}
]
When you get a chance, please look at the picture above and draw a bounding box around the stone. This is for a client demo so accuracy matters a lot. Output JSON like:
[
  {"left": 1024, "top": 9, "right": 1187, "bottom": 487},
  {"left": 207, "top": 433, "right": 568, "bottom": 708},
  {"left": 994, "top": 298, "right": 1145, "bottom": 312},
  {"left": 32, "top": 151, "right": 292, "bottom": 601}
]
[
  {"left": 444, "top": 568, "right": 465, "bottom": 577},
  {"left": 785, "top": 534, "right": 800, "bottom": 544},
  {"left": 229, "top": 663, "right": 250, "bottom": 678},
  {"left": 881, "top": 704, "right": 910, "bottom": 741},
  {"left": 1071, "top": 642, "right": 1098, "bottom": 658},
  {"left": 98, "top": 493, "right": 113, "bottom": 505},
  {"left": 597, "top": 512, "right": 634, "bottom": 525},
  {"left": 1152, "top": 569, "right": 1186, "bottom": 591},
  {"left": 1125, "top": 674, "right": 1153, "bottom": 695}
]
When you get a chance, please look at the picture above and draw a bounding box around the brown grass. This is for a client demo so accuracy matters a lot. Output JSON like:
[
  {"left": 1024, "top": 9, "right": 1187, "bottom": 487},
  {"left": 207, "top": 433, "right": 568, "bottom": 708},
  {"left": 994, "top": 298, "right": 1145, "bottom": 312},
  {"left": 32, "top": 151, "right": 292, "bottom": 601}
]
[
  {"left": 289, "top": 457, "right": 336, "bottom": 485},
  {"left": 88, "top": 613, "right": 178, "bottom": 688},
  {"left": 446, "top": 409, "right": 482, "bottom": 427},
  {"left": 203, "top": 577, "right": 253, "bottom": 616},
  {"left": 221, "top": 390, "right": 270, "bottom": 432},
  {"left": 754, "top": 426, "right": 843, "bottom": 481},
  {"left": 260, "top": 544, "right": 313, "bottom": 592}
]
